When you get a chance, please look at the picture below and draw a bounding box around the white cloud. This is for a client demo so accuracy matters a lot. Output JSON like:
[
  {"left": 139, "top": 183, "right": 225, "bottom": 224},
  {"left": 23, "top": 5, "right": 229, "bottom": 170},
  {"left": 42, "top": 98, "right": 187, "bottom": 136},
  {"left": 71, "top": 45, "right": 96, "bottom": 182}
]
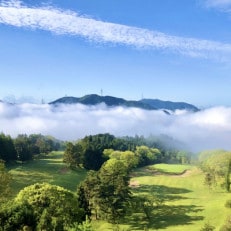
[
  {"left": 1, "top": 102, "right": 231, "bottom": 152},
  {"left": 204, "top": 0, "right": 231, "bottom": 9},
  {"left": 0, "top": 1, "right": 231, "bottom": 60}
]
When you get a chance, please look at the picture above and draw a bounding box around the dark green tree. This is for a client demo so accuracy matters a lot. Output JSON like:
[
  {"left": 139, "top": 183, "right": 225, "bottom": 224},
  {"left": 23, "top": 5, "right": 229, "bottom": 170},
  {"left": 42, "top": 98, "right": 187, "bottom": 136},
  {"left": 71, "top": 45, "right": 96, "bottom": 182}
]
[
  {"left": 14, "top": 134, "right": 32, "bottom": 161},
  {"left": 77, "top": 183, "right": 92, "bottom": 219},
  {"left": 63, "top": 142, "right": 84, "bottom": 168},
  {"left": 77, "top": 171, "right": 101, "bottom": 220},
  {"left": 0, "top": 133, "right": 17, "bottom": 162},
  {"left": 97, "top": 159, "right": 131, "bottom": 223}
]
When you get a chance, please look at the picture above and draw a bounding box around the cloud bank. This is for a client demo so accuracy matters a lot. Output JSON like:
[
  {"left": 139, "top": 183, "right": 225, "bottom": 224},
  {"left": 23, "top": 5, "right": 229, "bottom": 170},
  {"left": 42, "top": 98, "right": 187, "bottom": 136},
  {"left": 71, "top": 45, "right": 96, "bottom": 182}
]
[
  {"left": 1, "top": 102, "right": 231, "bottom": 152},
  {"left": 1, "top": 1, "right": 231, "bottom": 60}
]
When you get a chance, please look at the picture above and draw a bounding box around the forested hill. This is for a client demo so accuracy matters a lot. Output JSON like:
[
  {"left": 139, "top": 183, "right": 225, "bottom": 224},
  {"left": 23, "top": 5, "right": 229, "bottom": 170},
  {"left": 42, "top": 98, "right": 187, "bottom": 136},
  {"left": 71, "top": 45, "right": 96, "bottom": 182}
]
[
  {"left": 49, "top": 94, "right": 199, "bottom": 112},
  {"left": 140, "top": 98, "right": 199, "bottom": 111}
]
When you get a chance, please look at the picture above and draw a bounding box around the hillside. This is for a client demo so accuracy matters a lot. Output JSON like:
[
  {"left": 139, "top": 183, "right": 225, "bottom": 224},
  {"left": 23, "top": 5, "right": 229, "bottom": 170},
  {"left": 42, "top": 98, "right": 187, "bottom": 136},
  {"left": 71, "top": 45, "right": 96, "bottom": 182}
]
[
  {"left": 49, "top": 94, "right": 199, "bottom": 112},
  {"left": 140, "top": 98, "right": 199, "bottom": 112}
]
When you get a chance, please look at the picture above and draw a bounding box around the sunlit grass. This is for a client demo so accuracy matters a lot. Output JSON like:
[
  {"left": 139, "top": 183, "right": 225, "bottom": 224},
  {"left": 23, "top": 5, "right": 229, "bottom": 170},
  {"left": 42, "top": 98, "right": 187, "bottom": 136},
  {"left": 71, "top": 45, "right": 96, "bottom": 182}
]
[
  {"left": 129, "top": 165, "right": 230, "bottom": 230},
  {"left": 8, "top": 151, "right": 87, "bottom": 196},
  {"left": 7, "top": 158, "right": 231, "bottom": 230},
  {"left": 95, "top": 164, "right": 231, "bottom": 231},
  {"left": 148, "top": 163, "right": 192, "bottom": 174}
]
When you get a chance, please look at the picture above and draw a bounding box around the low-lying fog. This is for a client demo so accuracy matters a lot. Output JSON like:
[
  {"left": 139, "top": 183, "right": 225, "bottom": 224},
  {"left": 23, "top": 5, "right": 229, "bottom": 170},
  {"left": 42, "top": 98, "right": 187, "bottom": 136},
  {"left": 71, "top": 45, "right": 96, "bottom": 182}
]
[{"left": 1, "top": 102, "right": 230, "bottom": 152}]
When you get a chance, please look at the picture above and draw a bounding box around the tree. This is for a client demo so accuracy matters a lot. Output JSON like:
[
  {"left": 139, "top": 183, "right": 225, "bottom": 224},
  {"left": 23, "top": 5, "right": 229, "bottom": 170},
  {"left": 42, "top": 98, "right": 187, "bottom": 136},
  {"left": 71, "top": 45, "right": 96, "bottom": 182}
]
[
  {"left": 0, "top": 133, "right": 17, "bottom": 162},
  {"left": 0, "top": 201, "right": 35, "bottom": 231},
  {"left": 97, "top": 159, "right": 131, "bottom": 223},
  {"left": 77, "top": 160, "right": 131, "bottom": 223},
  {"left": 109, "top": 150, "right": 139, "bottom": 170},
  {"left": 0, "top": 161, "right": 12, "bottom": 204},
  {"left": 65, "top": 216, "right": 94, "bottom": 231},
  {"left": 63, "top": 142, "right": 83, "bottom": 168},
  {"left": 200, "top": 222, "right": 215, "bottom": 231},
  {"left": 77, "top": 171, "right": 101, "bottom": 220},
  {"left": 200, "top": 150, "right": 231, "bottom": 191},
  {"left": 176, "top": 150, "right": 191, "bottom": 164},
  {"left": 80, "top": 134, "right": 113, "bottom": 170},
  {"left": 14, "top": 135, "right": 32, "bottom": 161},
  {"left": 77, "top": 183, "right": 92, "bottom": 219},
  {"left": 14, "top": 183, "right": 85, "bottom": 230},
  {"left": 225, "top": 159, "right": 231, "bottom": 192},
  {"left": 135, "top": 145, "right": 161, "bottom": 166}
]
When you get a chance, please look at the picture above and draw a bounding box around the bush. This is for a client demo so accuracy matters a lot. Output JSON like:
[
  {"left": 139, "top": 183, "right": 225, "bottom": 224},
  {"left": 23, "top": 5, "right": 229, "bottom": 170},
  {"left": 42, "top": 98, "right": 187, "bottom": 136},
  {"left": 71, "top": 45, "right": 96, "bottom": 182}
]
[
  {"left": 200, "top": 221, "right": 215, "bottom": 231},
  {"left": 225, "top": 200, "right": 231, "bottom": 208}
]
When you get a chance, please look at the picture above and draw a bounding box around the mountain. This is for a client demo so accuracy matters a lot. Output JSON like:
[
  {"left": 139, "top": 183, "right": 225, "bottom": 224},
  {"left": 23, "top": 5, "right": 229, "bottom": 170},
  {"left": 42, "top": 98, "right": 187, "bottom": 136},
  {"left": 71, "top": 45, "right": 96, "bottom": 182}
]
[
  {"left": 50, "top": 94, "right": 199, "bottom": 112},
  {"left": 140, "top": 99, "right": 199, "bottom": 112},
  {"left": 50, "top": 94, "right": 155, "bottom": 110}
]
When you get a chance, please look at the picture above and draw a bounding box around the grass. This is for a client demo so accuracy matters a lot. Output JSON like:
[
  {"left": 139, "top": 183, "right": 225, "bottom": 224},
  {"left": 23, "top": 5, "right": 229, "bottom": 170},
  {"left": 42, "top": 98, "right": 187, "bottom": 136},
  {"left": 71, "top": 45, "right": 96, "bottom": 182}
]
[
  {"left": 6, "top": 158, "right": 231, "bottom": 230},
  {"left": 148, "top": 163, "right": 192, "bottom": 174},
  {"left": 7, "top": 151, "right": 87, "bottom": 196},
  {"left": 95, "top": 164, "right": 231, "bottom": 231}
]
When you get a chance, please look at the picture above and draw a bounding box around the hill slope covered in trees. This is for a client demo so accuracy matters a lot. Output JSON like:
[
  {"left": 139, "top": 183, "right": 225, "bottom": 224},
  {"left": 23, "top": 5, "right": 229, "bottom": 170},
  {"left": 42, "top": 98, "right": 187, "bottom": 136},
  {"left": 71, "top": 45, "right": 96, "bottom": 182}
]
[{"left": 49, "top": 94, "right": 199, "bottom": 112}]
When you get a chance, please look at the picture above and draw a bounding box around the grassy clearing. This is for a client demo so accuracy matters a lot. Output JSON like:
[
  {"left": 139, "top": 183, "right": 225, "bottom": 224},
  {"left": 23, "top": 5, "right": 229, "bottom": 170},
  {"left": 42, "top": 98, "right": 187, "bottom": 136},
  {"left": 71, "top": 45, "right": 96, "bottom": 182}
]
[
  {"left": 148, "top": 163, "right": 192, "bottom": 174},
  {"left": 8, "top": 151, "right": 87, "bottom": 196},
  {"left": 95, "top": 164, "right": 231, "bottom": 231}
]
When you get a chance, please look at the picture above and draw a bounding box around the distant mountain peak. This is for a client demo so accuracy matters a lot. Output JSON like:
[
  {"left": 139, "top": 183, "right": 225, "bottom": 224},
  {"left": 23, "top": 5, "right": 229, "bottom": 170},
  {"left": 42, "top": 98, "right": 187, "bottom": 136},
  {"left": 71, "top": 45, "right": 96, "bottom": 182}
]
[{"left": 49, "top": 94, "right": 199, "bottom": 112}]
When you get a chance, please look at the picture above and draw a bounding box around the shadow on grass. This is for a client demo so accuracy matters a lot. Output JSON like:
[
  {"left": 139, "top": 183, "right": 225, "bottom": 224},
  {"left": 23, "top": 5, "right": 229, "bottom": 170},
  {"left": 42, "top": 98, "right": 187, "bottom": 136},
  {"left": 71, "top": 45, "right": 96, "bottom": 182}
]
[
  {"left": 127, "top": 204, "right": 204, "bottom": 230},
  {"left": 9, "top": 154, "right": 87, "bottom": 196},
  {"left": 132, "top": 184, "right": 192, "bottom": 201},
  {"left": 126, "top": 184, "right": 204, "bottom": 230}
]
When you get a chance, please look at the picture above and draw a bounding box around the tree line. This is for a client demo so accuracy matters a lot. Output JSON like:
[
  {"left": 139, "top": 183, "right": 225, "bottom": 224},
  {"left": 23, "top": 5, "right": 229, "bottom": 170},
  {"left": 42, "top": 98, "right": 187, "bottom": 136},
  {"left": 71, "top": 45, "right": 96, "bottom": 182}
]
[
  {"left": 0, "top": 133, "right": 64, "bottom": 162},
  {"left": 63, "top": 133, "right": 192, "bottom": 171}
]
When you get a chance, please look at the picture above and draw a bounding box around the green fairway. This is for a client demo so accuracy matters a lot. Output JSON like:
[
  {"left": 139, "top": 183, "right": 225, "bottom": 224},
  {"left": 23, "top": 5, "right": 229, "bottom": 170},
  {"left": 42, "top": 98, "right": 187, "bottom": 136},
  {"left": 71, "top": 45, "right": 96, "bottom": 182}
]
[
  {"left": 8, "top": 151, "right": 87, "bottom": 196},
  {"left": 7, "top": 158, "right": 231, "bottom": 230},
  {"left": 95, "top": 164, "right": 231, "bottom": 231},
  {"left": 149, "top": 163, "right": 192, "bottom": 174},
  {"left": 130, "top": 165, "right": 231, "bottom": 230}
]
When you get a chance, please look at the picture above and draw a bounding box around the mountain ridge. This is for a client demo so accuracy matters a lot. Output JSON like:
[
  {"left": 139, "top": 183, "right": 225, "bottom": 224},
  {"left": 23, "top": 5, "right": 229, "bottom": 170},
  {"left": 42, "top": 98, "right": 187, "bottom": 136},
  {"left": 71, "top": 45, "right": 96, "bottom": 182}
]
[{"left": 49, "top": 94, "right": 199, "bottom": 112}]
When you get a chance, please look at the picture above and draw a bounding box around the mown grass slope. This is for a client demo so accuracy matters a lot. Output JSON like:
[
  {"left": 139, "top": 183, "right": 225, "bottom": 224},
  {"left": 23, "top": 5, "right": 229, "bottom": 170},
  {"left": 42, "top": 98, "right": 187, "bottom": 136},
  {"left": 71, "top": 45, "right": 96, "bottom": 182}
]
[
  {"left": 95, "top": 164, "right": 231, "bottom": 231},
  {"left": 148, "top": 163, "right": 192, "bottom": 174},
  {"left": 8, "top": 151, "right": 87, "bottom": 196},
  {"left": 7, "top": 157, "right": 231, "bottom": 230}
]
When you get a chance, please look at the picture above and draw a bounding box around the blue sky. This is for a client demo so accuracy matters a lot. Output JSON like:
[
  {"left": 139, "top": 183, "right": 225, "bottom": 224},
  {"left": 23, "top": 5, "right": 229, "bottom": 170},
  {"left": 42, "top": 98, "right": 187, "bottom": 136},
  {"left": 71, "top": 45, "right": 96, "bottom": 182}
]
[{"left": 1, "top": 0, "right": 231, "bottom": 107}]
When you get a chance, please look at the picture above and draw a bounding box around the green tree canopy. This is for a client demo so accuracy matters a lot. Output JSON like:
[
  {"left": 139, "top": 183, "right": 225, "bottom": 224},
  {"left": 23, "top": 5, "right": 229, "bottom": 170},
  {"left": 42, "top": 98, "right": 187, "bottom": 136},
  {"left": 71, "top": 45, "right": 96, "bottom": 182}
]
[
  {"left": 14, "top": 183, "right": 84, "bottom": 230},
  {"left": 0, "top": 161, "right": 11, "bottom": 204},
  {"left": 0, "top": 133, "right": 17, "bottom": 162},
  {"left": 199, "top": 150, "right": 231, "bottom": 191},
  {"left": 97, "top": 159, "right": 131, "bottom": 222}
]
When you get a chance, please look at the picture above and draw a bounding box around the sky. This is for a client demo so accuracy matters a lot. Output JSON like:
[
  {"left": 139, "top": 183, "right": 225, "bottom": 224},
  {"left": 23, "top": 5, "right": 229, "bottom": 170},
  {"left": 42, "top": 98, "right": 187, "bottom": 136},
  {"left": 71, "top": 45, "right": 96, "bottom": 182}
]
[
  {"left": 1, "top": 0, "right": 231, "bottom": 151},
  {"left": 1, "top": 0, "right": 231, "bottom": 106}
]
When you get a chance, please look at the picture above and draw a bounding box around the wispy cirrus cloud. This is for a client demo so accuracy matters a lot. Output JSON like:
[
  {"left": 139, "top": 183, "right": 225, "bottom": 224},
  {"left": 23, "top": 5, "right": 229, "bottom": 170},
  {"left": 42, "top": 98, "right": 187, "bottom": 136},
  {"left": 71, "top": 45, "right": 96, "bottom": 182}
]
[
  {"left": 204, "top": 0, "right": 231, "bottom": 9},
  {"left": 1, "top": 0, "right": 231, "bottom": 60}
]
